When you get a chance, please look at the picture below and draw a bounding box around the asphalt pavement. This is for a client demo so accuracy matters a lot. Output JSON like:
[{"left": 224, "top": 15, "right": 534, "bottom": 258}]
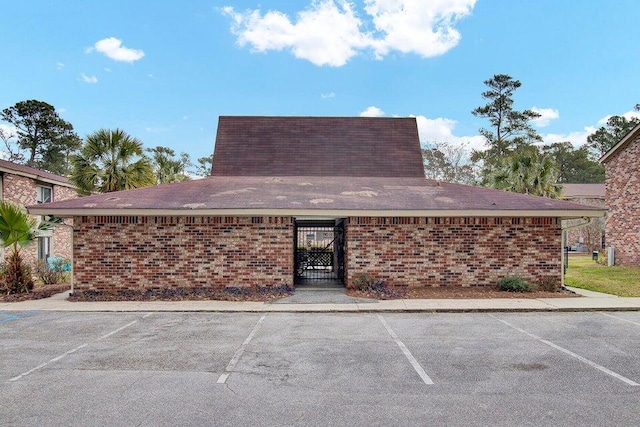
[{"left": 2, "top": 311, "right": 640, "bottom": 426}]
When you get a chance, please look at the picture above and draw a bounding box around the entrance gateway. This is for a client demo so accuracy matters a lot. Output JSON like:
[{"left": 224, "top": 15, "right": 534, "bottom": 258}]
[{"left": 294, "top": 219, "right": 345, "bottom": 287}]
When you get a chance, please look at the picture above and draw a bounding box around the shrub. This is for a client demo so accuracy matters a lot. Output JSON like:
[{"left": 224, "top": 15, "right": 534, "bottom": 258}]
[
  {"left": 352, "top": 273, "right": 376, "bottom": 291},
  {"left": 35, "top": 260, "right": 65, "bottom": 285},
  {"left": 0, "top": 251, "right": 34, "bottom": 294},
  {"left": 48, "top": 256, "right": 72, "bottom": 272},
  {"left": 538, "top": 278, "right": 561, "bottom": 292},
  {"left": 497, "top": 276, "right": 536, "bottom": 292},
  {"left": 351, "top": 273, "right": 406, "bottom": 299}
]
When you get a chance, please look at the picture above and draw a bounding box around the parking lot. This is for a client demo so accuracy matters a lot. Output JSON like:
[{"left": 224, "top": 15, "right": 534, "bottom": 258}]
[{"left": 1, "top": 311, "right": 640, "bottom": 426}]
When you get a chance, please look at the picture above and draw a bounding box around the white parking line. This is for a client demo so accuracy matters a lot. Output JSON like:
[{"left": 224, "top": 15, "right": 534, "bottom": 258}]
[
  {"left": 8, "top": 313, "right": 154, "bottom": 382},
  {"left": 599, "top": 312, "right": 640, "bottom": 327},
  {"left": 490, "top": 314, "right": 639, "bottom": 387},
  {"left": 377, "top": 315, "right": 434, "bottom": 385},
  {"left": 217, "top": 315, "right": 266, "bottom": 384}
]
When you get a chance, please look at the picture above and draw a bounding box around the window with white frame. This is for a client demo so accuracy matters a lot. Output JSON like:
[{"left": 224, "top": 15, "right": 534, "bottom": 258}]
[
  {"left": 37, "top": 236, "right": 52, "bottom": 260},
  {"left": 37, "top": 185, "right": 52, "bottom": 204}
]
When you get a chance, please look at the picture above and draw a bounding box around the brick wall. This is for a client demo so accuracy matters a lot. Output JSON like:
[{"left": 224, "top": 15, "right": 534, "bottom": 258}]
[
  {"left": 51, "top": 185, "right": 77, "bottom": 260},
  {"left": 563, "top": 197, "right": 605, "bottom": 252},
  {"left": 1, "top": 173, "right": 78, "bottom": 265},
  {"left": 345, "top": 217, "right": 562, "bottom": 288},
  {"left": 605, "top": 134, "right": 640, "bottom": 265},
  {"left": 73, "top": 216, "right": 293, "bottom": 292}
]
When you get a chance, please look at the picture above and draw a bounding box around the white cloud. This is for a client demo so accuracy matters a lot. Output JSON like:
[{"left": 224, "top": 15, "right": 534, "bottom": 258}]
[
  {"left": 597, "top": 109, "right": 640, "bottom": 125},
  {"left": 359, "top": 105, "right": 386, "bottom": 117},
  {"left": 56, "top": 62, "right": 64, "bottom": 70},
  {"left": 0, "top": 124, "right": 17, "bottom": 138},
  {"left": 104, "top": 67, "right": 112, "bottom": 72},
  {"left": 80, "top": 73, "right": 98, "bottom": 84},
  {"left": 411, "top": 115, "right": 485, "bottom": 152},
  {"left": 531, "top": 107, "right": 559, "bottom": 127},
  {"left": 88, "top": 37, "right": 145, "bottom": 63},
  {"left": 363, "top": 0, "right": 476, "bottom": 59},
  {"left": 541, "top": 127, "right": 596, "bottom": 148},
  {"left": 222, "top": 2, "right": 366, "bottom": 67},
  {"left": 358, "top": 106, "right": 484, "bottom": 152},
  {"left": 542, "top": 108, "right": 640, "bottom": 148},
  {"left": 321, "top": 92, "right": 336, "bottom": 99},
  {"left": 222, "top": 0, "right": 476, "bottom": 67}
]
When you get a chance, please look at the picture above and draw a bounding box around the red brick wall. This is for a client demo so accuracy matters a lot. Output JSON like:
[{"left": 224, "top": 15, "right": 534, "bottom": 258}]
[
  {"left": 345, "top": 217, "right": 561, "bottom": 288},
  {"left": 1, "top": 173, "right": 78, "bottom": 265},
  {"left": 73, "top": 216, "right": 293, "bottom": 292},
  {"left": 563, "top": 197, "right": 605, "bottom": 252},
  {"left": 51, "top": 185, "right": 77, "bottom": 261},
  {"left": 604, "top": 134, "right": 640, "bottom": 266}
]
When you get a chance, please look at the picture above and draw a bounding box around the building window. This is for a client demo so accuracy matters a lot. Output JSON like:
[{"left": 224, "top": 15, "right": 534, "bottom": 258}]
[
  {"left": 37, "top": 185, "right": 52, "bottom": 204},
  {"left": 37, "top": 236, "right": 51, "bottom": 261}
]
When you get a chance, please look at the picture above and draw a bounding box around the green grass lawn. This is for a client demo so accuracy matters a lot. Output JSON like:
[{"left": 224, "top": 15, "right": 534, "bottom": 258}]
[{"left": 565, "top": 255, "right": 640, "bottom": 297}]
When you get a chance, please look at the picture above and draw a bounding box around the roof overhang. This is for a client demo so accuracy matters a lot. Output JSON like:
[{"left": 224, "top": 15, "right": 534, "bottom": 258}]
[
  {"left": 0, "top": 164, "right": 75, "bottom": 188},
  {"left": 27, "top": 207, "right": 606, "bottom": 220},
  {"left": 600, "top": 122, "right": 640, "bottom": 163}
]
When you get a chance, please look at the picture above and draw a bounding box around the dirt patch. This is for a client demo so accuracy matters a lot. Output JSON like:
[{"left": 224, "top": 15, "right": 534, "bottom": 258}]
[
  {"left": 1, "top": 283, "right": 70, "bottom": 302},
  {"left": 348, "top": 286, "right": 579, "bottom": 300},
  {"left": 68, "top": 286, "right": 294, "bottom": 302}
]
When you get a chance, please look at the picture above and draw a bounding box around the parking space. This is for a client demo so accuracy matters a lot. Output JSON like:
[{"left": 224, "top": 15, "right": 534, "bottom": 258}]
[{"left": 2, "top": 311, "right": 640, "bottom": 426}]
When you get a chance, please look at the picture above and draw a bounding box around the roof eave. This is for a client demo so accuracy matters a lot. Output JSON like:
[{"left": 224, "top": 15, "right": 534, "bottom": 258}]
[
  {"left": 600, "top": 122, "right": 640, "bottom": 163},
  {"left": 26, "top": 207, "right": 607, "bottom": 219},
  {"left": 0, "top": 165, "right": 75, "bottom": 188}
]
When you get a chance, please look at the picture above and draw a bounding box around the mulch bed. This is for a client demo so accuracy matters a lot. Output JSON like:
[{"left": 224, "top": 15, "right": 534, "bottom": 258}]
[
  {"left": 348, "top": 286, "right": 579, "bottom": 300},
  {"left": 1, "top": 283, "right": 70, "bottom": 302},
  {"left": 3, "top": 284, "right": 578, "bottom": 303},
  {"left": 68, "top": 286, "right": 294, "bottom": 302}
]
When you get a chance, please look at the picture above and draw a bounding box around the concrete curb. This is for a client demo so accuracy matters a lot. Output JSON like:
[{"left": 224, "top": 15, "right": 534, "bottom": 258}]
[{"left": 2, "top": 288, "right": 640, "bottom": 313}]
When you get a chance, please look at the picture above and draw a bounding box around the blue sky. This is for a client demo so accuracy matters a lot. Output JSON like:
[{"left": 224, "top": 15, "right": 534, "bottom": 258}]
[{"left": 2, "top": 0, "right": 639, "bottom": 162}]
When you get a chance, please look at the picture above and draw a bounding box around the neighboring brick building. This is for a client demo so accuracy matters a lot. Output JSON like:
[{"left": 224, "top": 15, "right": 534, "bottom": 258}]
[
  {"left": 600, "top": 124, "right": 640, "bottom": 266},
  {"left": 29, "top": 117, "right": 604, "bottom": 292},
  {"left": 0, "top": 159, "right": 78, "bottom": 265},
  {"left": 561, "top": 184, "right": 605, "bottom": 252}
]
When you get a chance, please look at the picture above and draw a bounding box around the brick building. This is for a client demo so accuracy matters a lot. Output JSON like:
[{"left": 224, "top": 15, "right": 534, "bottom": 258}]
[
  {"left": 29, "top": 117, "right": 604, "bottom": 292},
  {"left": 600, "top": 123, "right": 640, "bottom": 266},
  {"left": 561, "top": 184, "right": 605, "bottom": 252},
  {"left": 0, "top": 159, "right": 78, "bottom": 265}
]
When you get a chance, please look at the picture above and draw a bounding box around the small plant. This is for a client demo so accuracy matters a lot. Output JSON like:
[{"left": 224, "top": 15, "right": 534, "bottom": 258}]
[
  {"left": 538, "top": 278, "right": 561, "bottom": 292},
  {"left": 1, "top": 251, "right": 34, "bottom": 294},
  {"left": 351, "top": 273, "right": 406, "bottom": 299},
  {"left": 48, "top": 256, "right": 72, "bottom": 272},
  {"left": 497, "top": 276, "right": 536, "bottom": 292},
  {"left": 352, "top": 273, "right": 376, "bottom": 291},
  {"left": 34, "top": 260, "right": 65, "bottom": 285}
]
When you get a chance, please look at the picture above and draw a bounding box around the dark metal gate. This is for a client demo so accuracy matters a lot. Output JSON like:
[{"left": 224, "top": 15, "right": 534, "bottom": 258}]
[{"left": 294, "top": 219, "right": 345, "bottom": 286}]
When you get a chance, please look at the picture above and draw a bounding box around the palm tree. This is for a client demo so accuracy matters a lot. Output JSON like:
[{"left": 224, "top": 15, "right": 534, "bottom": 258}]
[
  {"left": 71, "top": 129, "right": 155, "bottom": 194},
  {"left": 0, "top": 201, "right": 38, "bottom": 293},
  {"left": 486, "top": 148, "right": 562, "bottom": 198}
]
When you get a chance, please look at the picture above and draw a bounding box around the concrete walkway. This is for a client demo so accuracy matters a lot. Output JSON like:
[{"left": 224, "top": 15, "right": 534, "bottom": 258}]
[{"left": 1, "top": 286, "right": 640, "bottom": 312}]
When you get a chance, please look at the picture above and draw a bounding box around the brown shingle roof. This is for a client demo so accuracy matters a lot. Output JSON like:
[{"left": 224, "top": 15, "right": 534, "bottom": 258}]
[
  {"left": 0, "top": 159, "right": 72, "bottom": 186},
  {"left": 561, "top": 183, "right": 605, "bottom": 198},
  {"left": 211, "top": 116, "right": 425, "bottom": 178},
  {"left": 28, "top": 175, "right": 604, "bottom": 218}
]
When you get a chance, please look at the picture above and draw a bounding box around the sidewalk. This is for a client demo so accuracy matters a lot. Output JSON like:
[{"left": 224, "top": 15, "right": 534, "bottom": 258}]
[{"left": 2, "top": 287, "right": 640, "bottom": 313}]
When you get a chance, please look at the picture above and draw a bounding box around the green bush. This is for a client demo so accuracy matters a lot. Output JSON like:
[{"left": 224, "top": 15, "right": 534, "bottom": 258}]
[
  {"left": 352, "top": 273, "right": 375, "bottom": 291},
  {"left": 497, "top": 276, "right": 536, "bottom": 292}
]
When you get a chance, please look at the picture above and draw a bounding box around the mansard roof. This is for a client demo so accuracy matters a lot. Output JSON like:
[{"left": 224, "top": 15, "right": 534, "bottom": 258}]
[{"left": 211, "top": 116, "right": 425, "bottom": 178}]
